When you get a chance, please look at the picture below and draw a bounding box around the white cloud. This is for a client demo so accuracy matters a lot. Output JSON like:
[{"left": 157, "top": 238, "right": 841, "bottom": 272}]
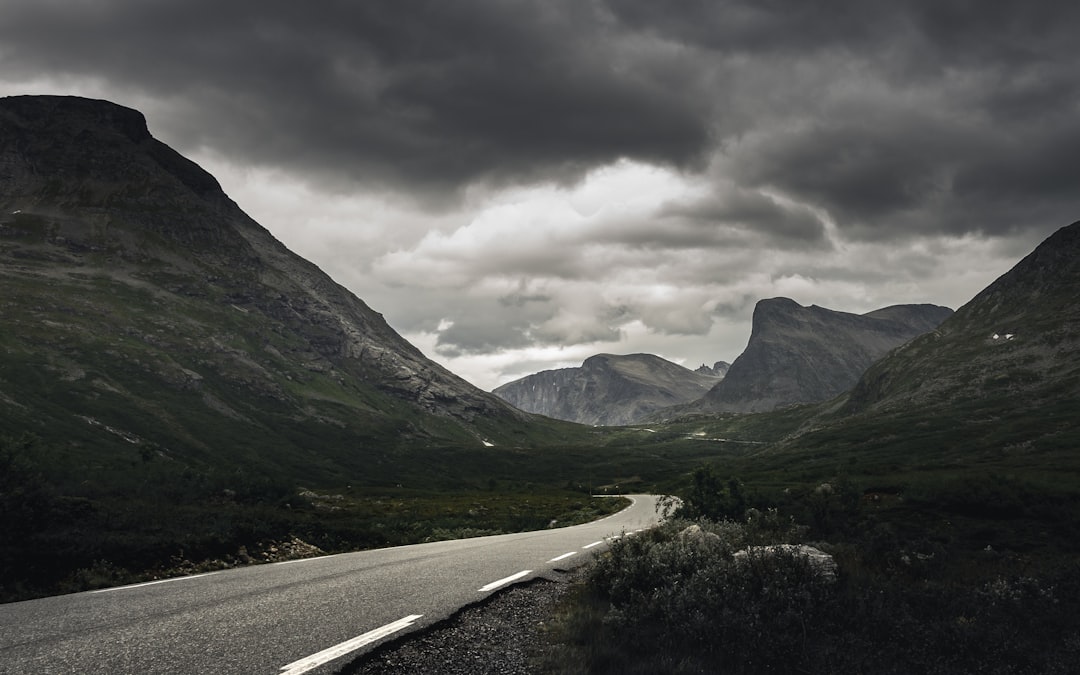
[{"left": 188, "top": 154, "right": 1032, "bottom": 393}]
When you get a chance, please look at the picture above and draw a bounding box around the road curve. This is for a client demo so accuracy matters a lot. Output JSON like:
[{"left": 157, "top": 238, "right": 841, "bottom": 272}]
[{"left": 0, "top": 494, "right": 662, "bottom": 675}]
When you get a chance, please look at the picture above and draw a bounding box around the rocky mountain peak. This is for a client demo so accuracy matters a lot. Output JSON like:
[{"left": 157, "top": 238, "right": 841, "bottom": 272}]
[
  {"left": 753, "top": 295, "right": 802, "bottom": 316},
  {"left": 2, "top": 94, "right": 152, "bottom": 143},
  {"left": 2, "top": 95, "right": 243, "bottom": 230},
  {"left": 673, "top": 299, "right": 953, "bottom": 415},
  {"left": 695, "top": 361, "right": 730, "bottom": 377}
]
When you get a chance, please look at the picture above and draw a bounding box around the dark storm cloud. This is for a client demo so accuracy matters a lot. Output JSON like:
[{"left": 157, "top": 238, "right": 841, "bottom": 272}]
[
  {"left": 658, "top": 188, "right": 829, "bottom": 244},
  {"left": 0, "top": 0, "right": 710, "bottom": 197},
  {"left": 607, "top": 0, "right": 1078, "bottom": 72},
  {"left": 607, "top": 0, "right": 1080, "bottom": 238},
  {"left": 734, "top": 97, "right": 1080, "bottom": 238},
  {"left": 606, "top": 0, "right": 905, "bottom": 55},
  {"left": 434, "top": 315, "right": 535, "bottom": 358},
  {"left": 734, "top": 115, "right": 970, "bottom": 234},
  {"left": 3, "top": 0, "right": 1078, "bottom": 239}
]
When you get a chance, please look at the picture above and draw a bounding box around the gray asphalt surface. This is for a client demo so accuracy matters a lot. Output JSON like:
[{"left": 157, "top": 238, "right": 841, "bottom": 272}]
[{"left": 0, "top": 494, "right": 661, "bottom": 675}]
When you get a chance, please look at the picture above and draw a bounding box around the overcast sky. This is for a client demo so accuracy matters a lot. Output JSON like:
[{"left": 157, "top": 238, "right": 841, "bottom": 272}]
[{"left": 3, "top": 1, "right": 1078, "bottom": 389}]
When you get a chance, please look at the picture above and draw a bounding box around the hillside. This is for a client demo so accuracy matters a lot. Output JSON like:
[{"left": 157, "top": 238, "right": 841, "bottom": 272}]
[
  {"left": 845, "top": 222, "right": 1080, "bottom": 416},
  {"left": 493, "top": 353, "right": 721, "bottom": 425},
  {"left": 670, "top": 299, "right": 952, "bottom": 415},
  {"left": 0, "top": 95, "right": 578, "bottom": 486},
  {"left": 727, "top": 221, "right": 1080, "bottom": 479}
]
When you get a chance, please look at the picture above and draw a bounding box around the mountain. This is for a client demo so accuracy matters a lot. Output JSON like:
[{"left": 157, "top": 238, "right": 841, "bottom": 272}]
[
  {"left": 672, "top": 299, "right": 953, "bottom": 415},
  {"left": 493, "top": 353, "right": 721, "bottom": 425},
  {"left": 695, "top": 361, "right": 731, "bottom": 377},
  {"left": 844, "top": 221, "right": 1080, "bottom": 418},
  {"left": 752, "top": 221, "right": 1080, "bottom": 476},
  {"left": 0, "top": 95, "right": 555, "bottom": 486}
]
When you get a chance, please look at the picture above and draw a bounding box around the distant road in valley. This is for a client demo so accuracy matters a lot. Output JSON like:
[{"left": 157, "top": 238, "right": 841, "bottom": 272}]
[{"left": 0, "top": 494, "right": 662, "bottom": 675}]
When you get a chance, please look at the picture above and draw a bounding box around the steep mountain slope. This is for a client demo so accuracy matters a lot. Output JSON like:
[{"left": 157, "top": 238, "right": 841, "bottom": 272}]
[
  {"left": 0, "top": 95, "right": 558, "bottom": 486},
  {"left": 493, "top": 353, "right": 721, "bottom": 425},
  {"left": 676, "top": 299, "right": 953, "bottom": 415},
  {"left": 845, "top": 221, "right": 1080, "bottom": 417}
]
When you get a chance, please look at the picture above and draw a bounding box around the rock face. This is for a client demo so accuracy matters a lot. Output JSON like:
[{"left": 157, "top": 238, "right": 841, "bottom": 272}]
[
  {"left": 493, "top": 353, "right": 721, "bottom": 425},
  {"left": 0, "top": 95, "right": 536, "bottom": 478},
  {"left": 684, "top": 299, "right": 953, "bottom": 414}
]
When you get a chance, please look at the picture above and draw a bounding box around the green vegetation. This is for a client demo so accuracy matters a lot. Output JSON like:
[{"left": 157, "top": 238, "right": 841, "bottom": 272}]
[
  {"left": 534, "top": 298, "right": 1080, "bottom": 672},
  {"left": 540, "top": 472, "right": 1080, "bottom": 673},
  {"left": 533, "top": 336, "right": 1080, "bottom": 673},
  {"left": 0, "top": 433, "right": 629, "bottom": 601}
]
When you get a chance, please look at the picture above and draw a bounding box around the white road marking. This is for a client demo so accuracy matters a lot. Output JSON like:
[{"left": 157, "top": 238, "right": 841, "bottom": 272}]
[
  {"left": 89, "top": 572, "right": 219, "bottom": 594},
  {"left": 279, "top": 614, "right": 423, "bottom": 675},
  {"left": 548, "top": 551, "right": 577, "bottom": 562},
  {"left": 582, "top": 540, "right": 605, "bottom": 549},
  {"left": 478, "top": 570, "right": 532, "bottom": 592}
]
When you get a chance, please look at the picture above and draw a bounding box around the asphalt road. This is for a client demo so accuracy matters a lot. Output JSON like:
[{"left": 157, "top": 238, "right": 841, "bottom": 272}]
[{"left": 0, "top": 494, "right": 662, "bottom": 675}]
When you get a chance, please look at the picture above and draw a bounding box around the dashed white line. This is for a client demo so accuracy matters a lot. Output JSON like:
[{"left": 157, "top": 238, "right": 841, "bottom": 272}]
[
  {"left": 582, "top": 540, "right": 605, "bottom": 549},
  {"left": 548, "top": 551, "right": 577, "bottom": 562},
  {"left": 89, "top": 572, "right": 219, "bottom": 594},
  {"left": 478, "top": 570, "right": 532, "bottom": 592},
  {"left": 279, "top": 614, "right": 423, "bottom": 675}
]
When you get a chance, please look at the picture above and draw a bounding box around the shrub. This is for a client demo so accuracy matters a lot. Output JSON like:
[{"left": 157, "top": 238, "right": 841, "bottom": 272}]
[
  {"left": 546, "top": 517, "right": 1080, "bottom": 674},
  {"left": 584, "top": 518, "right": 836, "bottom": 672},
  {"left": 679, "top": 465, "right": 747, "bottom": 520}
]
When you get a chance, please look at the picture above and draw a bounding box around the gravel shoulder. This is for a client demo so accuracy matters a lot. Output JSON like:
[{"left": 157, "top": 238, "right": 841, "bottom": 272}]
[{"left": 340, "top": 568, "right": 585, "bottom": 674}]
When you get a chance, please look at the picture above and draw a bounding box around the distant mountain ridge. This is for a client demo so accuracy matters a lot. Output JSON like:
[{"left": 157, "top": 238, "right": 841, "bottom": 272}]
[
  {"left": 668, "top": 299, "right": 953, "bottom": 416},
  {"left": 0, "top": 95, "right": 549, "bottom": 485},
  {"left": 493, "top": 353, "right": 721, "bottom": 425},
  {"left": 695, "top": 361, "right": 731, "bottom": 377}
]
